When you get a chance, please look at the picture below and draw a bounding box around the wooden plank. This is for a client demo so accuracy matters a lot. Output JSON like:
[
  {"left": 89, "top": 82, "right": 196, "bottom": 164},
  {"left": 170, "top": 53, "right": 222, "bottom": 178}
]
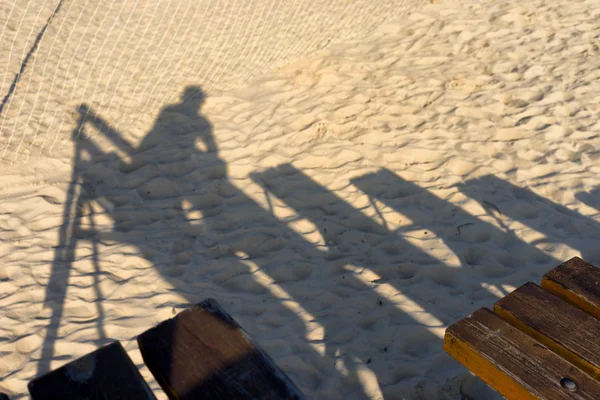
[
  {"left": 495, "top": 282, "right": 600, "bottom": 380},
  {"left": 28, "top": 341, "right": 156, "bottom": 400},
  {"left": 137, "top": 298, "right": 305, "bottom": 400},
  {"left": 444, "top": 308, "right": 600, "bottom": 400},
  {"left": 542, "top": 257, "right": 600, "bottom": 319}
]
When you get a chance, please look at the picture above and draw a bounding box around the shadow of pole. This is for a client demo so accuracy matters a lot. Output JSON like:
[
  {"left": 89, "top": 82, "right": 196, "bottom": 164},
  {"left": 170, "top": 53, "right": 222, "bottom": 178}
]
[{"left": 38, "top": 110, "right": 90, "bottom": 375}]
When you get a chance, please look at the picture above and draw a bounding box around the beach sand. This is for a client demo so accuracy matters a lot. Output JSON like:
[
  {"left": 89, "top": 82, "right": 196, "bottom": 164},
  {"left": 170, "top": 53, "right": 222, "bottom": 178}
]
[{"left": 1, "top": 0, "right": 600, "bottom": 398}]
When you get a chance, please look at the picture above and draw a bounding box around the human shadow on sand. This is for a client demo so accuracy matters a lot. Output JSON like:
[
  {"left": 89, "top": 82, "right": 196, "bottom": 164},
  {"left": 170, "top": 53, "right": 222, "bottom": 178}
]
[
  {"left": 43, "top": 86, "right": 379, "bottom": 398},
  {"left": 40, "top": 85, "right": 596, "bottom": 399}
]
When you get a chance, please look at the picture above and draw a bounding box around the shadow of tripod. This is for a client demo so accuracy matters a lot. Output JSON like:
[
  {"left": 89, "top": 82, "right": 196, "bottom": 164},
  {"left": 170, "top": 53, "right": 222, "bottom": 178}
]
[
  {"left": 39, "top": 87, "right": 370, "bottom": 397},
  {"left": 40, "top": 87, "right": 212, "bottom": 373}
]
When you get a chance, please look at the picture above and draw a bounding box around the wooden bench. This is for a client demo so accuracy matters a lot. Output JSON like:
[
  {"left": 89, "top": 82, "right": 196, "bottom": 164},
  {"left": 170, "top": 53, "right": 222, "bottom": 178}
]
[
  {"left": 28, "top": 341, "right": 157, "bottom": 400},
  {"left": 28, "top": 299, "right": 304, "bottom": 400},
  {"left": 444, "top": 257, "right": 600, "bottom": 399}
]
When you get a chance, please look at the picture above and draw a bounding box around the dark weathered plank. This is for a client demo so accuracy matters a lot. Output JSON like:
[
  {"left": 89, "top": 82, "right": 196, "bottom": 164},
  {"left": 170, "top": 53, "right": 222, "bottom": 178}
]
[
  {"left": 28, "top": 341, "right": 156, "bottom": 400},
  {"left": 542, "top": 257, "right": 600, "bottom": 319},
  {"left": 495, "top": 282, "right": 600, "bottom": 380},
  {"left": 137, "top": 298, "right": 305, "bottom": 400},
  {"left": 444, "top": 308, "right": 600, "bottom": 400}
]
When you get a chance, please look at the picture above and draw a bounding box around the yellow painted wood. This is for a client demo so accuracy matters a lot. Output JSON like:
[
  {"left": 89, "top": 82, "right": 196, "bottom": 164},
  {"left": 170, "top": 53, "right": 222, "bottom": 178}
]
[
  {"left": 494, "top": 282, "right": 600, "bottom": 381},
  {"left": 542, "top": 276, "right": 600, "bottom": 320},
  {"left": 444, "top": 331, "right": 540, "bottom": 400},
  {"left": 444, "top": 308, "right": 600, "bottom": 399},
  {"left": 542, "top": 257, "right": 600, "bottom": 320},
  {"left": 445, "top": 258, "right": 600, "bottom": 399}
]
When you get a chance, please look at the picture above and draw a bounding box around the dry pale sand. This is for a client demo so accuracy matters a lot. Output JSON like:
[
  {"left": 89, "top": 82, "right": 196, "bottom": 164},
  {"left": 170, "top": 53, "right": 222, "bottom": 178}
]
[{"left": 1, "top": 0, "right": 600, "bottom": 398}]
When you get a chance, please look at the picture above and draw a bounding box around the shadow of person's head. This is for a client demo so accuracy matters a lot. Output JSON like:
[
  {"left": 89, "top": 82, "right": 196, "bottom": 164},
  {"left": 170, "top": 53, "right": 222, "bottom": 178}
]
[
  {"left": 182, "top": 85, "right": 205, "bottom": 103},
  {"left": 178, "top": 85, "right": 216, "bottom": 154},
  {"left": 178, "top": 85, "right": 206, "bottom": 118}
]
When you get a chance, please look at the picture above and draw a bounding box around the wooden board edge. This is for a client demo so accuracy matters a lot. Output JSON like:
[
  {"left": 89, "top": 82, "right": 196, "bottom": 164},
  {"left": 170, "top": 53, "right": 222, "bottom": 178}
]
[
  {"left": 443, "top": 326, "right": 540, "bottom": 400},
  {"left": 137, "top": 333, "right": 180, "bottom": 400},
  {"left": 541, "top": 276, "right": 600, "bottom": 320}
]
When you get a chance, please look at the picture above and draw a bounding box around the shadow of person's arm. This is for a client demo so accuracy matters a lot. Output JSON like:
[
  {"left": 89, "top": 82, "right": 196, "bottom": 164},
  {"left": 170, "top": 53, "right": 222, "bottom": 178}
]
[
  {"left": 199, "top": 129, "right": 218, "bottom": 153},
  {"left": 77, "top": 104, "right": 135, "bottom": 156}
]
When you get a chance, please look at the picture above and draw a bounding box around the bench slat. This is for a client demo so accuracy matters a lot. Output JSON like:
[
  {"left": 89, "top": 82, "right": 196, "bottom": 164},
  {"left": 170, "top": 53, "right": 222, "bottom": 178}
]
[
  {"left": 137, "top": 298, "right": 305, "bottom": 400},
  {"left": 444, "top": 308, "right": 600, "bottom": 400},
  {"left": 542, "top": 257, "right": 600, "bottom": 319},
  {"left": 28, "top": 341, "right": 156, "bottom": 400},
  {"left": 495, "top": 282, "right": 600, "bottom": 380}
]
